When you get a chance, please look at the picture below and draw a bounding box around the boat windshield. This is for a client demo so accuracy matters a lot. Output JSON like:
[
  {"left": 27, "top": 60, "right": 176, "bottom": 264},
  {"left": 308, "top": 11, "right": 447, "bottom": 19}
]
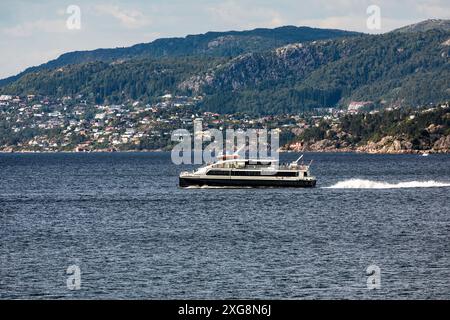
[{"left": 211, "top": 159, "right": 277, "bottom": 169}]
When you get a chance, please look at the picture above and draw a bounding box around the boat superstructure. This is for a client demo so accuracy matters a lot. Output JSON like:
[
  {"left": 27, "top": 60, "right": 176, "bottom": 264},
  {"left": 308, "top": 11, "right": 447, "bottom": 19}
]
[{"left": 179, "top": 155, "right": 316, "bottom": 188}]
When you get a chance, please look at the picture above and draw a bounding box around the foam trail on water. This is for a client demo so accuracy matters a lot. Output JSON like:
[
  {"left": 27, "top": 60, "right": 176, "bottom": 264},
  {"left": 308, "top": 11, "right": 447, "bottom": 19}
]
[{"left": 325, "top": 179, "right": 450, "bottom": 189}]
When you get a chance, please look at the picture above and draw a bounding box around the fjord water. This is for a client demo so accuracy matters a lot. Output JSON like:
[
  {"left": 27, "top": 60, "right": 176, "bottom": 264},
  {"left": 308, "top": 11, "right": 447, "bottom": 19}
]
[{"left": 0, "top": 152, "right": 449, "bottom": 299}]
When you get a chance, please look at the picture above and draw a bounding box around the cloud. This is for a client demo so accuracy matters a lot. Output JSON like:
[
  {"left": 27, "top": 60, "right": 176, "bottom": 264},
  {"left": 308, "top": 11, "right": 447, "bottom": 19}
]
[
  {"left": 314, "top": 0, "right": 366, "bottom": 13},
  {"left": 297, "top": 0, "right": 449, "bottom": 31},
  {"left": 94, "top": 4, "right": 151, "bottom": 29},
  {"left": 206, "top": 1, "right": 285, "bottom": 29},
  {"left": 2, "top": 19, "right": 68, "bottom": 37},
  {"left": 416, "top": 1, "right": 450, "bottom": 17},
  {"left": 298, "top": 15, "right": 419, "bottom": 34}
]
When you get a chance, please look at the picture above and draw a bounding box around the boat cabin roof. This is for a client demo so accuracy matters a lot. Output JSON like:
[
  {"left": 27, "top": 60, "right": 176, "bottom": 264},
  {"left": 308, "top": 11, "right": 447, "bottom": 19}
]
[
  {"left": 205, "top": 158, "right": 279, "bottom": 169},
  {"left": 211, "top": 158, "right": 277, "bottom": 165}
]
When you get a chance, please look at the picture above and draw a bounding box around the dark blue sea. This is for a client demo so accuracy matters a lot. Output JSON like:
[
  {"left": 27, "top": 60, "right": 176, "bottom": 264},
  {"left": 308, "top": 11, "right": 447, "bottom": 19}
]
[{"left": 0, "top": 152, "right": 449, "bottom": 299}]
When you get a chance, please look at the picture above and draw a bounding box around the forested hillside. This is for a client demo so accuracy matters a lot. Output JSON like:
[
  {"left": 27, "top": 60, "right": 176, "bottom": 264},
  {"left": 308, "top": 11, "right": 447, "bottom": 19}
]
[
  {"left": 1, "top": 57, "right": 225, "bottom": 104},
  {"left": 0, "top": 26, "right": 358, "bottom": 86},
  {"left": 188, "top": 30, "right": 450, "bottom": 114},
  {"left": 290, "top": 105, "right": 450, "bottom": 153},
  {"left": 1, "top": 20, "right": 449, "bottom": 115}
]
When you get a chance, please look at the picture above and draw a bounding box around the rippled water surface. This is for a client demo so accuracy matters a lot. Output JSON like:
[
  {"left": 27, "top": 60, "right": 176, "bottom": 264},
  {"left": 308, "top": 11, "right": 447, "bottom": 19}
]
[{"left": 0, "top": 152, "right": 449, "bottom": 299}]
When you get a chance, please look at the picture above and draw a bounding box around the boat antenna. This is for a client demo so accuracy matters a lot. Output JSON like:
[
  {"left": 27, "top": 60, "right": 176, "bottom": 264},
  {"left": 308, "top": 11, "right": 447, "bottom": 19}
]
[
  {"left": 294, "top": 154, "right": 304, "bottom": 164},
  {"left": 233, "top": 145, "right": 246, "bottom": 156}
]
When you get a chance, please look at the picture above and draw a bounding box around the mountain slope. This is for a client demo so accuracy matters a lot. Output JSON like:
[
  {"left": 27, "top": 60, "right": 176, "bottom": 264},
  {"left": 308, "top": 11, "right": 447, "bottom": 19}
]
[
  {"left": 0, "top": 26, "right": 359, "bottom": 87},
  {"left": 1, "top": 23, "right": 449, "bottom": 115},
  {"left": 392, "top": 19, "right": 450, "bottom": 33},
  {"left": 184, "top": 30, "right": 450, "bottom": 113},
  {"left": 1, "top": 56, "right": 224, "bottom": 104}
]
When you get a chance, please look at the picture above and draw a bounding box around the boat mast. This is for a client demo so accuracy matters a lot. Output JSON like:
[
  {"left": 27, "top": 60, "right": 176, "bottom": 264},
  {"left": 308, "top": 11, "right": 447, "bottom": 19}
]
[{"left": 294, "top": 154, "right": 304, "bottom": 163}]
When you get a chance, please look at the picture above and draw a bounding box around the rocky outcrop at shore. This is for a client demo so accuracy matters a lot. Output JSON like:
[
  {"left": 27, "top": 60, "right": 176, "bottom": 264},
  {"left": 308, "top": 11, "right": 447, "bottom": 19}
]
[
  {"left": 286, "top": 135, "right": 450, "bottom": 154},
  {"left": 356, "top": 136, "right": 415, "bottom": 154},
  {"left": 433, "top": 135, "right": 450, "bottom": 151}
]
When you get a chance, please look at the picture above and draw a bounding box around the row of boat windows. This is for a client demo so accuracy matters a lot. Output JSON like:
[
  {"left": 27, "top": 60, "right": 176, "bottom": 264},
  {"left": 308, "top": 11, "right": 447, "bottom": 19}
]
[{"left": 207, "top": 170, "right": 306, "bottom": 177}]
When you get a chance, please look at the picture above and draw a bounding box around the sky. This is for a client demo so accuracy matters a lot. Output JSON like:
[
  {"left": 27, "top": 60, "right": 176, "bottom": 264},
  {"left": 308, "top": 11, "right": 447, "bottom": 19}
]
[{"left": 0, "top": 0, "right": 449, "bottom": 79}]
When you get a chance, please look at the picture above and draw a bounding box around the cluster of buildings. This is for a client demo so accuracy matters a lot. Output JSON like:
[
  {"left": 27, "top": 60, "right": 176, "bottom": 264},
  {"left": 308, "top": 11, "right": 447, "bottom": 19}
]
[
  {"left": 0, "top": 93, "right": 410, "bottom": 152},
  {"left": 0, "top": 94, "right": 200, "bottom": 152}
]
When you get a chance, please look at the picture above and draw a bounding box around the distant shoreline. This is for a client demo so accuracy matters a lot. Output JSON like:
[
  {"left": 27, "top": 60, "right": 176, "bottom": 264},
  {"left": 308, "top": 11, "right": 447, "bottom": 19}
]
[
  {"left": 282, "top": 149, "right": 449, "bottom": 155},
  {"left": 1, "top": 149, "right": 448, "bottom": 155}
]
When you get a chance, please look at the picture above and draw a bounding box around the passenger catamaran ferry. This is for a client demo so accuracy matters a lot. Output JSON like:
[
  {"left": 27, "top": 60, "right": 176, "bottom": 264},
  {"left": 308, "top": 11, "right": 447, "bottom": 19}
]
[{"left": 179, "top": 154, "right": 316, "bottom": 188}]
